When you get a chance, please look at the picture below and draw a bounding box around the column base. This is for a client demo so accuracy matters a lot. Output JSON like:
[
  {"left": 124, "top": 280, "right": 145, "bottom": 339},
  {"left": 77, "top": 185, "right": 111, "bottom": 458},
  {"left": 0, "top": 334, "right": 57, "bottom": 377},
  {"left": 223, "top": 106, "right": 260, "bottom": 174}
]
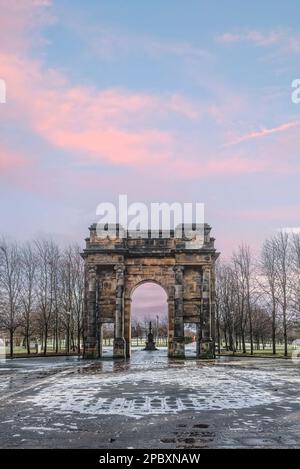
[
  {"left": 83, "top": 342, "right": 98, "bottom": 359},
  {"left": 113, "top": 337, "right": 126, "bottom": 358},
  {"left": 197, "top": 339, "right": 215, "bottom": 359},
  {"left": 168, "top": 337, "right": 185, "bottom": 358},
  {"left": 125, "top": 340, "right": 131, "bottom": 358}
]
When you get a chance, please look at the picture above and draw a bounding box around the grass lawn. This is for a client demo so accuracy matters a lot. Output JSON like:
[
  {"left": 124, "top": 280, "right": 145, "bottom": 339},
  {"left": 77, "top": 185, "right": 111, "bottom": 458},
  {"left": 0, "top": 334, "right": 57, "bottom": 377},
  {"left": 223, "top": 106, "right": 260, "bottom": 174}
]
[
  {"left": 219, "top": 344, "right": 294, "bottom": 358},
  {"left": 2, "top": 342, "right": 296, "bottom": 359}
]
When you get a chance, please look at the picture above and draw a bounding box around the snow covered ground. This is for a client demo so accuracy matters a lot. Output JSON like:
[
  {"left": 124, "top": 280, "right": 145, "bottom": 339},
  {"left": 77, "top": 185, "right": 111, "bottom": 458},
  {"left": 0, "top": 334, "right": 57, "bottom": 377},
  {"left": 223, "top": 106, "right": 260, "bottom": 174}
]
[{"left": 0, "top": 348, "right": 299, "bottom": 448}]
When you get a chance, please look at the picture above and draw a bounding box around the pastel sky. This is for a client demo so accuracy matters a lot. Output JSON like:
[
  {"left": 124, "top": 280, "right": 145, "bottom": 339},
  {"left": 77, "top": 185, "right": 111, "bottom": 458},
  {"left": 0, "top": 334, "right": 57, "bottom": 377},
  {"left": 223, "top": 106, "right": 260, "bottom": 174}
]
[
  {"left": 131, "top": 282, "right": 168, "bottom": 322},
  {"left": 1, "top": 0, "right": 300, "bottom": 261}
]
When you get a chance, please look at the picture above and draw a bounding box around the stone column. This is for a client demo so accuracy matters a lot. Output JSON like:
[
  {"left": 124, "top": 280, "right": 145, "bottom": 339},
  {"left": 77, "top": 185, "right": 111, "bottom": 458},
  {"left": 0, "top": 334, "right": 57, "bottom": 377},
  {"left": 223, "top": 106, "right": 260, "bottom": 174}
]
[
  {"left": 169, "top": 265, "right": 185, "bottom": 358},
  {"left": 124, "top": 297, "right": 131, "bottom": 358},
  {"left": 198, "top": 266, "right": 215, "bottom": 358},
  {"left": 96, "top": 277, "right": 102, "bottom": 357},
  {"left": 210, "top": 265, "right": 216, "bottom": 348},
  {"left": 84, "top": 265, "right": 98, "bottom": 358},
  {"left": 113, "top": 264, "right": 126, "bottom": 358}
]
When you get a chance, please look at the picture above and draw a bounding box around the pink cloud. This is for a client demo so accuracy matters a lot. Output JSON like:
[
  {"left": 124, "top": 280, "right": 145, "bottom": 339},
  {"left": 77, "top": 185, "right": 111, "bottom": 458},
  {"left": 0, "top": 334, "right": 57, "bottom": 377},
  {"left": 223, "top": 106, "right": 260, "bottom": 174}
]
[
  {"left": 1, "top": 0, "right": 299, "bottom": 187},
  {"left": 0, "top": 144, "right": 61, "bottom": 197},
  {"left": 0, "top": 52, "right": 176, "bottom": 165},
  {"left": 222, "top": 120, "right": 300, "bottom": 147},
  {"left": 0, "top": 1, "right": 172, "bottom": 162},
  {"left": 2, "top": 41, "right": 217, "bottom": 169},
  {"left": 49, "top": 129, "right": 173, "bottom": 165},
  {"left": 2, "top": 48, "right": 300, "bottom": 181},
  {"left": 216, "top": 29, "right": 300, "bottom": 54},
  {"left": 0, "top": 146, "right": 28, "bottom": 173},
  {"left": 0, "top": 0, "right": 54, "bottom": 54},
  {"left": 217, "top": 31, "right": 282, "bottom": 47},
  {"left": 170, "top": 155, "right": 269, "bottom": 178},
  {"left": 67, "top": 17, "right": 211, "bottom": 62}
]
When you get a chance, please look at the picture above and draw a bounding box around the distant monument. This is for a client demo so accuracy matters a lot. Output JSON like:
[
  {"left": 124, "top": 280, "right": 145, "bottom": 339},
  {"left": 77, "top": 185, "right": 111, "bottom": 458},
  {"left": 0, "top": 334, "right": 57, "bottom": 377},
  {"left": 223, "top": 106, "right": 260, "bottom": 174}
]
[{"left": 143, "top": 321, "right": 158, "bottom": 351}]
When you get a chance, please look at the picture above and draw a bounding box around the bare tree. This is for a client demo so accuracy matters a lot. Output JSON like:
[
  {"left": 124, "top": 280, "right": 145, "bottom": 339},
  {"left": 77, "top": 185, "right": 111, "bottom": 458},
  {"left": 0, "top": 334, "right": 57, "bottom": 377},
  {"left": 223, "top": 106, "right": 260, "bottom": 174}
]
[
  {"left": 71, "top": 244, "right": 84, "bottom": 354},
  {"left": 290, "top": 233, "right": 300, "bottom": 314},
  {"left": 215, "top": 260, "right": 221, "bottom": 354},
  {"left": 35, "top": 239, "right": 60, "bottom": 355},
  {"left": 60, "top": 247, "right": 73, "bottom": 354},
  {"left": 273, "top": 231, "right": 291, "bottom": 357},
  {"left": 260, "top": 238, "right": 278, "bottom": 354},
  {"left": 233, "top": 243, "right": 255, "bottom": 355},
  {"left": 217, "top": 263, "right": 237, "bottom": 351},
  {"left": 252, "top": 306, "right": 272, "bottom": 350},
  {"left": 20, "top": 242, "right": 37, "bottom": 354},
  {"left": 0, "top": 238, "right": 23, "bottom": 357},
  {"left": 59, "top": 244, "right": 84, "bottom": 354}
]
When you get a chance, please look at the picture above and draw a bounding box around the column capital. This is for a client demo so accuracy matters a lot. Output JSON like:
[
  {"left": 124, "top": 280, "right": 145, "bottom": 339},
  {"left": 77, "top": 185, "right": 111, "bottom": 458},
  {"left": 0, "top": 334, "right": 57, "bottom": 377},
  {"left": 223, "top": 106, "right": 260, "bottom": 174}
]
[
  {"left": 88, "top": 265, "right": 96, "bottom": 275},
  {"left": 174, "top": 265, "right": 184, "bottom": 285},
  {"left": 173, "top": 265, "right": 184, "bottom": 273},
  {"left": 114, "top": 263, "right": 125, "bottom": 275}
]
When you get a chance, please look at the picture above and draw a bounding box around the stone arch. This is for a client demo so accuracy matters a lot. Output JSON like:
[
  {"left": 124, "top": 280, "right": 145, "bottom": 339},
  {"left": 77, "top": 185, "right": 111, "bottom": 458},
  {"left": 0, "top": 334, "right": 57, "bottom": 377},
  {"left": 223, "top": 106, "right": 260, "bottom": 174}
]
[
  {"left": 82, "top": 223, "right": 219, "bottom": 360},
  {"left": 129, "top": 278, "right": 170, "bottom": 300},
  {"left": 124, "top": 278, "right": 172, "bottom": 357}
]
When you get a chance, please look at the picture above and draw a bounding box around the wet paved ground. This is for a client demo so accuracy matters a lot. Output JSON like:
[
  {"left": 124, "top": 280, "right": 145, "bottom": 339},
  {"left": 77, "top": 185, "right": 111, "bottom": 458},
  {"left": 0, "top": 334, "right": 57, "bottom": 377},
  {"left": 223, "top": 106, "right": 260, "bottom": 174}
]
[{"left": 0, "top": 347, "right": 299, "bottom": 448}]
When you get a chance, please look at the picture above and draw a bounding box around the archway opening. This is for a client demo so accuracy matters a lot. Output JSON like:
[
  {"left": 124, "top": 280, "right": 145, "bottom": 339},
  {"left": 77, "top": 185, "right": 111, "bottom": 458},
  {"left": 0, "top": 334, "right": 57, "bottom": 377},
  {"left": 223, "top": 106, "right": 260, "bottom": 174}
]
[
  {"left": 101, "top": 323, "right": 114, "bottom": 358},
  {"left": 184, "top": 323, "right": 197, "bottom": 357},
  {"left": 130, "top": 282, "right": 168, "bottom": 354}
]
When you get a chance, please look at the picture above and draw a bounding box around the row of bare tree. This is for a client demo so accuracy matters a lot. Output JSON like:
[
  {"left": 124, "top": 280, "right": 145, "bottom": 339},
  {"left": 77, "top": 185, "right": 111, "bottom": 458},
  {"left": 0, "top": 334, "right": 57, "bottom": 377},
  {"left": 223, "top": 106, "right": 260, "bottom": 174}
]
[
  {"left": 1, "top": 231, "right": 299, "bottom": 358},
  {"left": 216, "top": 231, "right": 300, "bottom": 356},
  {"left": 0, "top": 238, "right": 84, "bottom": 357},
  {"left": 131, "top": 318, "right": 168, "bottom": 345}
]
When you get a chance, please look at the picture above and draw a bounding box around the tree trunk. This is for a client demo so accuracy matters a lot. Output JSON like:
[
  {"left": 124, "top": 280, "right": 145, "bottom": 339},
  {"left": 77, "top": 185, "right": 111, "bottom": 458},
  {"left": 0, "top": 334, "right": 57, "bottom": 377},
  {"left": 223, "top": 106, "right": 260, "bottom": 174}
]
[
  {"left": 283, "top": 306, "right": 288, "bottom": 357},
  {"left": 66, "top": 323, "right": 70, "bottom": 355},
  {"left": 241, "top": 330, "right": 246, "bottom": 353},
  {"left": 216, "top": 308, "right": 221, "bottom": 354},
  {"left": 272, "top": 304, "right": 276, "bottom": 354},
  {"left": 43, "top": 325, "right": 48, "bottom": 355},
  {"left": 249, "top": 311, "right": 254, "bottom": 355},
  {"left": 26, "top": 329, "right": 30, "bottom": 354},
  {"left": 9, "top": 329, "right": 14, "bottom": 358},
  {"left": 224, "top": 328, "right": 228, "bottom": 350},
  {"left": 77, "top": 325, "right": 81, "bottom": 355}
]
